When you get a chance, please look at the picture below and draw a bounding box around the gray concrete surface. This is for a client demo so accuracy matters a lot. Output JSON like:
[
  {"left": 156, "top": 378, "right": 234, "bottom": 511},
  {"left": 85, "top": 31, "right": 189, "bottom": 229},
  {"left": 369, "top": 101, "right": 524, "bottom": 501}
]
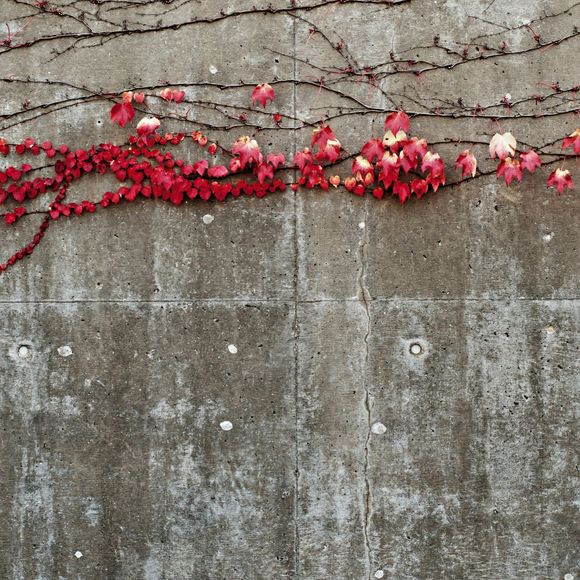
[{"left": 0, "top": 0, "right": 579, "bottom": 578}]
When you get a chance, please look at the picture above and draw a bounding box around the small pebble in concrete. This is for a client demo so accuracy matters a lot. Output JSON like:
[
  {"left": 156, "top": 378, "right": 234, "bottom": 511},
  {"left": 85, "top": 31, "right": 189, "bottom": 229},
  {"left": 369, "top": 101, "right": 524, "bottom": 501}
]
[
  {"left": 74, "top": 551, "right": 83, "bottom": 559},
  {"left": 564, "top": 574, "right": 574, "bottom": 580},
  {"left": 209, "top": 65, "right": 218, "bottom": 74},
  {"left": 17, "top": 345, "right": 31, "bottom": 359},
  {"left": 228, "top": 344, "right": 238, "bottom": 354},
  {"left": 371, "top": 422, "right": 387, "bottom": 435},
  {"left": 410, "top": 342, "right": 423, "bottom": 356},
  {"left": 358, "top": 221, "right": 365, "bottom": 229},
  {"left": 220, "top": 421, "right": 233, "bottom": 431},
  {"left": 543, "top": 232, "right": 554, "bottom": 242},
  {"left": 545, "top": 325, "right": 556, "bottom": 335},
  {"left": 202, "top": 214, "right": 214, "bottom": 224},
  {"left": 58, "top": 345, "right": 73, "bottom": 357},
  {"left": 374, "top": 571, "right": 385, "bottom": 579}
]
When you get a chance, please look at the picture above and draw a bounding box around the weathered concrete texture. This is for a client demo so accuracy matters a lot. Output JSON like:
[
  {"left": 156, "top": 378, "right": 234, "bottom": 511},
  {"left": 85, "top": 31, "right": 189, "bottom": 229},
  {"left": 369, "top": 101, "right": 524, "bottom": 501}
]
[{"left": 0, "top": 0, "right": 579, "bottom": 578}]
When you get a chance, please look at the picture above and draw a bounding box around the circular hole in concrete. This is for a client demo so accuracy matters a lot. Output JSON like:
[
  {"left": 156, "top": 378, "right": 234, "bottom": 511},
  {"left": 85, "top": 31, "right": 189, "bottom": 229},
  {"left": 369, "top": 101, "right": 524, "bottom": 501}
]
[
  {"left": 410, "top": 342, "right": 423, "bottom": 356},
  {"left": 17, "top": 345, "right": 31, "bottom": 359}
]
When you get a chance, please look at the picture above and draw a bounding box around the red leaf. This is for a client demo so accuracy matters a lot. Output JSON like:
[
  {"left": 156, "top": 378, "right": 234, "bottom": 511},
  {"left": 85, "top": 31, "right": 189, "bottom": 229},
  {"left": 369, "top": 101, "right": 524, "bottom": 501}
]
[
  {"left": 393, "top": 180, "right": 411, "bottom": 204},
  {"left": 496, "top": 157, "right": 523, "bottom": 186},
  {"left": 207, "top": 165, "right": 228, "bottom": 178},
  {"left": 361, "top": 139, "right": 385, "bottom": 163},
  {"left": 401, "top": 138, "right": 427, "bottom": 170},
  {"left": 160, "top": 88, "right": 174, "bottom": 101},
  {"left": 344, "top": 176, "right": 356, "bottom": 191},
  {"left": 136, "top": 116, "right": 160, "bottom": 137},
  {"left": 193, "top": 160, "right": 208, "bottom": 176},
  {"left": 520, "top": 150, "right": 541, "bottom": 173},
  {"left": 489, "top": 132, "right": 516, "bottom": 160},
  {"left": 352, "top": 156, "right": 373, "bottom": 182},
  {"left": 562, "top": 129, "right": 580, "bottom": 155},
  {"left": 378, "top": 151, "right": 400, "bottom": 188},
  {"left": 455, "top": 150, "right": 477, "bottom": 178},
  {"left": 421, "top": 152, "right": 445, "bottom": 185},
  {"left": 384, "top": 111, "right": 410, "bottom": 134},
  {"left": 411, "top": 179, "right": 428, "bottom": 198},
  {"left": 293, "top": 149, "right": 313, "bottom": 171},
  {"left": 252, "top": 83, "right": 275, "bottom": 108},
  {"left": 547, "top": 169, "right": 574, "bottom": 194},
  {"left": 110, "top": 102, "right": 135, "bottom": 128},
  {"left": 229, "top": 158, "right": 242, "bottom": 173},
  {"left": 267, "top": 153, "right": 285, "bottom": 169},
  {"left": 256, "top": 162, "right": 274, "bottom": 184},
  {"left": 312, "top": 124, "right": 341, "bottom": 162},
  {"left": 232, "top": 136, "right": 262, "bottom": 169}
]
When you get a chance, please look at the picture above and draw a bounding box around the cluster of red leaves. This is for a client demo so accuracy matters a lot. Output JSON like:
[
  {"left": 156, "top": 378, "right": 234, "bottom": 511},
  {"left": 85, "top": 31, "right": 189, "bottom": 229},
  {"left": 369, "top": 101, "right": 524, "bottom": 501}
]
[
  {"left": 487, "top": 130, "right": 576, "bottom": 193},
  {"left": 0, "top": 129, "right": 285, "bottom": 273},
  {"left": 489, "top": 132, "right": 543, "bottom": 186},
  {"left": 293, "top": 112, "right": 448, "bottom": 203},
  {"left": 0, "top": 82, "right": 578, "bottom": 274}
]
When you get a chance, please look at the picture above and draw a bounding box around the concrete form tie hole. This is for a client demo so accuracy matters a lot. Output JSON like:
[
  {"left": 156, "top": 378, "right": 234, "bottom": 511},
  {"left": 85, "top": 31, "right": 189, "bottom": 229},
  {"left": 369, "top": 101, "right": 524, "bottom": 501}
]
[
  {"left": 17, "top": 345, "right": 31, "bottom": 359},
  {"left": 410, "top": 342, "right": 423, "bottom": 356}
]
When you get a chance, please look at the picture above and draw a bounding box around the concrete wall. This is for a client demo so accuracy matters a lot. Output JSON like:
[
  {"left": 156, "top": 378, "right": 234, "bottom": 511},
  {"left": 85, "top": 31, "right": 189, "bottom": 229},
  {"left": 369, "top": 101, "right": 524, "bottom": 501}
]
[{"left": 0, "top": 0, "right": 578, "bottom": 578}]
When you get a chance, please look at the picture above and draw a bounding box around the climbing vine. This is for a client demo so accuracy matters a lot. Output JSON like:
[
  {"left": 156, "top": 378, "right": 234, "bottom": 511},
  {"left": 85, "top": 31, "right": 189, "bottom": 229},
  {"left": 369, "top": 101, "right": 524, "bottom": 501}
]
[{"left": 0, "top": 82, "right": 578, "bottom": 274}]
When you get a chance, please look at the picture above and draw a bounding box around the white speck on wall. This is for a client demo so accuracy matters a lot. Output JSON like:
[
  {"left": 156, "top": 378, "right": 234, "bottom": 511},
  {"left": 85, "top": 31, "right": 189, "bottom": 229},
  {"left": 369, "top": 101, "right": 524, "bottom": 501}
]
[
  {"left": 74, "top": 551, "right": 83, "bottom": 559},
  {"left": 371, "top": 422, "right": 387, "bottom": 435},
  {"left": 542, "top": 232, "right": 554, "bottom": 242},
  {"left": 202, "top": 214, "right": 215, "bottom": 224},
  {"left": 17, "top": 345, "right": 31, "bottom": 359},
  {"left": 545, "top": 325, "right": 556, "bottom": 335},
  {"left": 564, "top": 574, "right": 574, "bottom": 580},
  {"left": 209, "top": 65, "right": 218, "bottom": 75},
  {"left": 227, "top": 344, "right": 238, "bottom": 354},
  {"left": 220, "top": 420, "right": 233, "bottom": 431},
  {"left": 358, "top": 222, "right": 365, "bottom": 229},
  {"left": 374, "top": 571, "right": 385, "bottom": 579},
  {"left": 58, "top": 345, "right": 73, "bottom": 357}
]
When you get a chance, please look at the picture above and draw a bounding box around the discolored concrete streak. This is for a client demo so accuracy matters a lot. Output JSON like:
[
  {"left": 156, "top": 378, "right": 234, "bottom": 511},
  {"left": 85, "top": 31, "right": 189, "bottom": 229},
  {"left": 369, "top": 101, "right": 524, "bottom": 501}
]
[{"left": 0, "top": 0, "right": 578, "bottom": 578}]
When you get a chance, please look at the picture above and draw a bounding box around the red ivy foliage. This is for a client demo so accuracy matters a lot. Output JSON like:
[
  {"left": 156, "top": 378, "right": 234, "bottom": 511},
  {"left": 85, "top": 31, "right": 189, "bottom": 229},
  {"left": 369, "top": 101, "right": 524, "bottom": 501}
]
[{"left": 0, "top": 83, "right": 577, "bottom": 274}]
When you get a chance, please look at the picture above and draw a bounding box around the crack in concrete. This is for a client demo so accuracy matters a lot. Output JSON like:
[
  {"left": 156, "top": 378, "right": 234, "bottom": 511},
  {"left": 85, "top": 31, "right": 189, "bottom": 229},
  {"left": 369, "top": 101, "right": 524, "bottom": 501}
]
[
  {"left": 292, "top": 13, "right": 301, "bottom": 578},
  {"left": 357, "top": 200, "right": 373, "bottom": 579}
]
